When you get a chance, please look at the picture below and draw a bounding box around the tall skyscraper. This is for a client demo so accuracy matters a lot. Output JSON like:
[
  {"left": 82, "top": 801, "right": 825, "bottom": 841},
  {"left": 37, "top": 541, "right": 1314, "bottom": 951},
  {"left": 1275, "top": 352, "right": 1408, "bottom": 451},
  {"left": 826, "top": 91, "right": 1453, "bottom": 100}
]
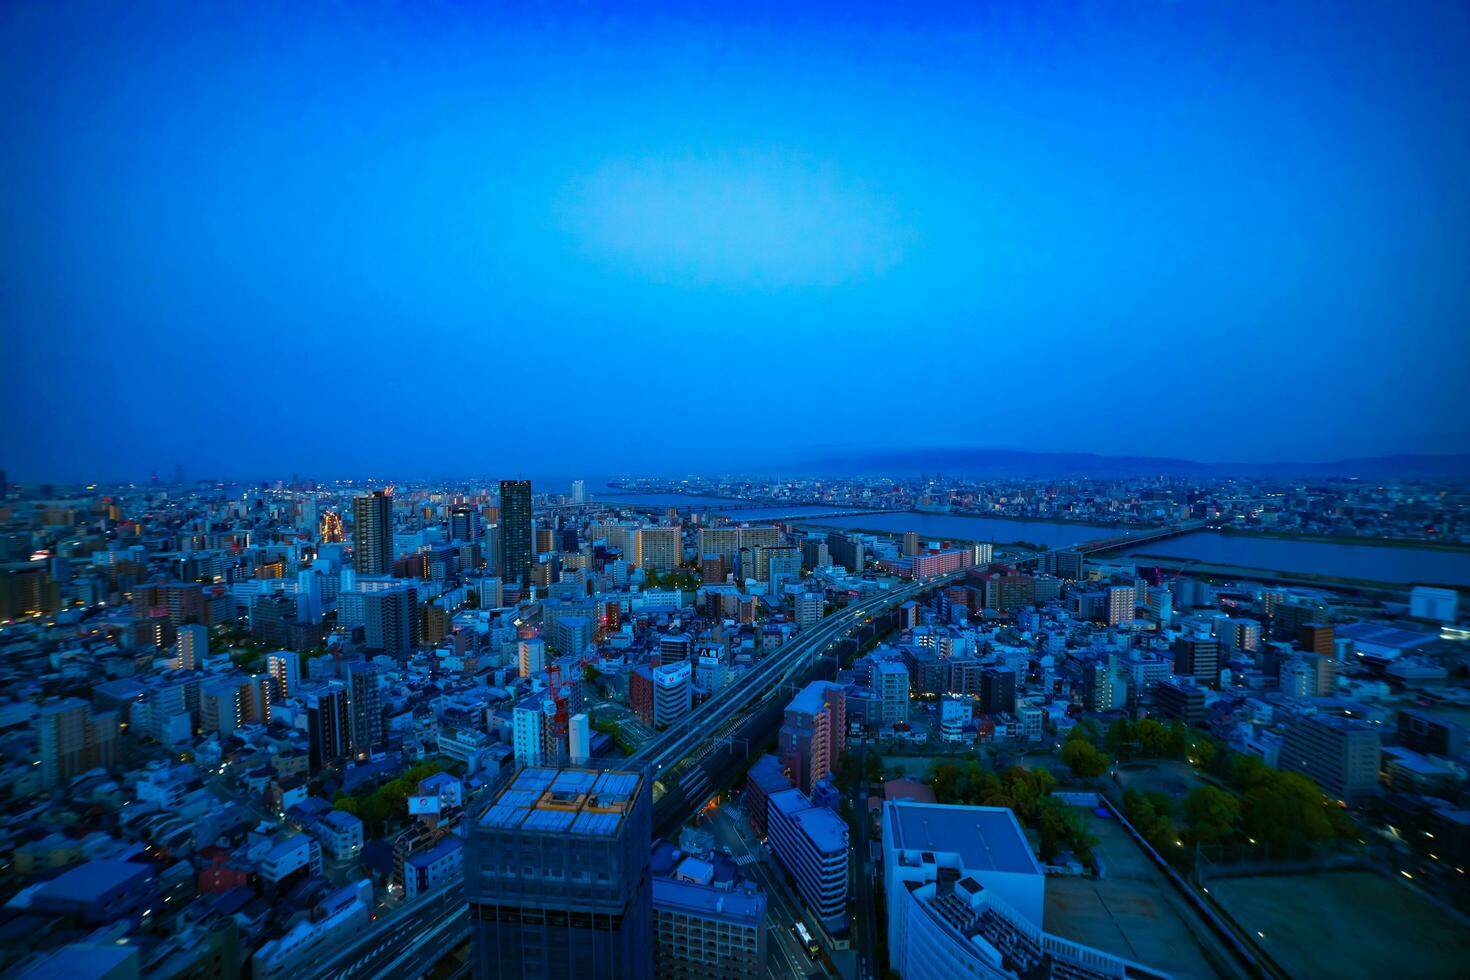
[
  {"left": 451, "top": 505, "right": 483, "bottom": 542},
  {"left": 467, "top": 766, "right": 652, "bottom": 979},
  {"left": 345, "top": 661, "right": 382, "bottom": 757},
  {"left": 353, "top": 491, "right": 393, "bottom": 576},
  {"left": 571, "top": 479, "right": 585, "bottom": 505},
  {"left": 498, "top": 480, "right": 533, "bottom": 587},
  {"left": 174, "top": 623, "right": 208, "bottom": 670},
  {"left": 306, "top": 682, "right": 351, "bottom": 772}
]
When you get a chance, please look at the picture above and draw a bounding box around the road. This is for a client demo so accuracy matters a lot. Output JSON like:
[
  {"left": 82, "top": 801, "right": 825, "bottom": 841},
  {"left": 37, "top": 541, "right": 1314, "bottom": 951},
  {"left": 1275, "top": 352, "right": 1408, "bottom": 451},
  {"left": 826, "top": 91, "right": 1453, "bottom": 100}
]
[
  {"left": 312, "top": 880, "right": 468, "bottom": 980},
  {"left": 634, "top": 570, "right": 967, "bottom": 778},
  {"left": 849, "top": 743, "right": 879, "bottom": 980},
  {"left": 704, "top": 803, "right": 826, "bottom": 979}
]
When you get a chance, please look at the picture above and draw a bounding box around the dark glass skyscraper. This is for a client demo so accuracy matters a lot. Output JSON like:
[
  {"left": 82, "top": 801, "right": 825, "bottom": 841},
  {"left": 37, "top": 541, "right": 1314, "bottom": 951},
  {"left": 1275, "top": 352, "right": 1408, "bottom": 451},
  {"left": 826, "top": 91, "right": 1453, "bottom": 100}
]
[
  {"left": 498, "top": 479, "right": 533, "bottom": 586},
  {"left": 466, "top": 766, "right": 652, "bottom": 979},
  {"left": 352, "top": 490, "right": 394, "bottom": 576}
]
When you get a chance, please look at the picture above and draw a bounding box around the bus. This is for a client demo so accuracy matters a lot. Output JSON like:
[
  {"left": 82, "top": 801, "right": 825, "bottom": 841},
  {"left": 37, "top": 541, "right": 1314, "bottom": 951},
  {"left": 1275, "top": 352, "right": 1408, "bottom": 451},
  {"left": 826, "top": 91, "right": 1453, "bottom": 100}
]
[{"left": 793, "top": 921, "right": 819, "bottom": 960}]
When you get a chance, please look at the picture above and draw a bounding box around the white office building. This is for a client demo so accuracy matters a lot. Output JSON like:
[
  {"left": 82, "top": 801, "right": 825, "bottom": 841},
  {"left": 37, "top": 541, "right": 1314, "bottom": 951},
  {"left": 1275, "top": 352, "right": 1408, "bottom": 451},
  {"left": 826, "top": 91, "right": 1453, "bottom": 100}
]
[{"left": 653, "top": 660, "right": 692, "bottom": 729}]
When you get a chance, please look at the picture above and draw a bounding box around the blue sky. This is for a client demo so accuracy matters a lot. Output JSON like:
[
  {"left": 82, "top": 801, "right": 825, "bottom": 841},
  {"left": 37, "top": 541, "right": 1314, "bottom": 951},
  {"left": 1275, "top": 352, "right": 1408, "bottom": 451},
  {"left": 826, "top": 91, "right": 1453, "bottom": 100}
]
[{"left": 2, "top": 1, "right": 1467, "bottom": 482}]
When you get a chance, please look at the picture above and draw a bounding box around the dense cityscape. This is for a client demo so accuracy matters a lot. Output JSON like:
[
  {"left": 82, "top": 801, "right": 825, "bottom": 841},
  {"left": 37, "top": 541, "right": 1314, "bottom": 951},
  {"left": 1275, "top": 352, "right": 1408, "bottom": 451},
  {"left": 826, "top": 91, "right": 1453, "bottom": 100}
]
[
  {"left": 6, "top": 2, "right": 1470, "bottom": 979},
  {"left": 0, "top": 472, "right": 1467, "bottom": 978}
]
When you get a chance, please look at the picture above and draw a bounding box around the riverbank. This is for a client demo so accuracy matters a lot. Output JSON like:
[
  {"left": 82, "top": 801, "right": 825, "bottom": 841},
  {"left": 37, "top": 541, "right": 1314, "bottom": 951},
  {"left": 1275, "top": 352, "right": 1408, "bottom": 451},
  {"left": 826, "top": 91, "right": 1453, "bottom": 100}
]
[
  {"left": 1126, "top": 553, "right": 1467, "bottom": 598},
  {"left": 1214, "top": 526, "right": 1470, "bottom": 554}
]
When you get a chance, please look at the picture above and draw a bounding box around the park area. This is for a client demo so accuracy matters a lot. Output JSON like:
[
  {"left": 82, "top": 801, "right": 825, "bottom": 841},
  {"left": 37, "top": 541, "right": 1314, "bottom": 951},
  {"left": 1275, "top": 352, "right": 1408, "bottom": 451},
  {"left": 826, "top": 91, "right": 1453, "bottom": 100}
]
[
  {"left": 1113, "top": 758, "right": 1219, "bottom": 799},
  {"left": 1043, "top": 807, "right": 1239, "bottom": 979},
  {"left": 1208, "top": 870, "right": 1470, "bottom": 979},
  {"left": 878, "top": 754, "right": 972, "bottom": 779}
]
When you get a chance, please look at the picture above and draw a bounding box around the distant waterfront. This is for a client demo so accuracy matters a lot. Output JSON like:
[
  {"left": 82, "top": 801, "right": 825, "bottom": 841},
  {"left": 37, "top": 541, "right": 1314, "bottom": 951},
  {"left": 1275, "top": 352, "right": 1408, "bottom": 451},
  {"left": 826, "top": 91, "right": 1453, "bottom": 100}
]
[
  {"left": 596, "top": 492, "right": 880, "bottom": 519},
  {"left": 598, "top": 494, "right": 1470, "bottom": 588},
  {"left": 1119, "top": 531, "right": 1470, "bottom": 588},
  {"left": 800, "top": 511, "right": 1118, "bottom": 550}
]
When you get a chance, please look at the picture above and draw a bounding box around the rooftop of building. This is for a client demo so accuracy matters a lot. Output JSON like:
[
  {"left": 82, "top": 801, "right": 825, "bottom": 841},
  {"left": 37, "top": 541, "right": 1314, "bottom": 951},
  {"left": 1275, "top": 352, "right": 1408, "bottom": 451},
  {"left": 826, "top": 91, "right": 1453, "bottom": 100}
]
[
  {"left": 13, "top": 943, "right": 139, "bottom": 980},
  {"left": 1294, "top": 712, "right": 1379, "bottom": 734},
  {"left": 770, "top": 788, "right": 848, "bottom": 851},
  {"left": 36, "top": 858, "right": 153, "bottom": 902},
  {"left": 885, "top": 801, "right": 1042, "bottom": 877},
  {"left": 652, "top": 877, "right": 765, "bottom": 924},
  {"left": 480, "top": 766, "right": 643, "bottom": 838},
  {"left": 1337, "top": 621, "right": 1439, "bottom": 651},
  {"left": 747, "top": 754, "right": 793, "bottom": 795},
  {"left": 787, "top": 679, "right": 840, "bottom": 715},
  {"left": 407, "top": 834, "right": 463, "bottom": 868}
]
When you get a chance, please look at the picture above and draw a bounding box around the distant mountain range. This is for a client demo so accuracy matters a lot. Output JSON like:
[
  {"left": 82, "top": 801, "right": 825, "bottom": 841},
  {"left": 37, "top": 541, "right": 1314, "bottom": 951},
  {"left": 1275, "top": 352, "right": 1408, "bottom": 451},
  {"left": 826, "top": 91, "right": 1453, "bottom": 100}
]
[{"left": 787, "top": 447, "right": 1470, "bottom": 480}]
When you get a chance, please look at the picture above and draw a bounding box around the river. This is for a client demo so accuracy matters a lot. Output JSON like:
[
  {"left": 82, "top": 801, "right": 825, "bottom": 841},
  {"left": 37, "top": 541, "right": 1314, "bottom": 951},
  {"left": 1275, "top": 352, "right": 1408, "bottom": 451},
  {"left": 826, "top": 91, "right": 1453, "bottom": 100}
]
[{"left": 1118, "top": 532, "right": 1470, "bottom": 588}]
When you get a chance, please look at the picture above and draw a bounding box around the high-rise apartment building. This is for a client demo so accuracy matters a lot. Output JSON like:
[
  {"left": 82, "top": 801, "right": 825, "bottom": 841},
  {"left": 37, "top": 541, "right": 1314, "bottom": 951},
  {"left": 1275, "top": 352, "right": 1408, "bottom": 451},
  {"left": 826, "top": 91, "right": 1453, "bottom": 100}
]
[
  {"left": 35, "top": 698, "right": 119, "bottom": 789},
  {"left": 874, "top": 660, "right": 910, "bottom": 726},
  {"left": 345, "top": 661, "right": 382, "bottom": 757},
  {"left": 794, "top": 591, "right": 824, "bottom": 630},
  {"left": 653, "top": 876, "right": 766, "bottom": 979},
  {"left": 978, "top": 667, "right": 1016, "bottom": 716},
  {"left": 696, "top": 528, "right": 739, "bottom": 565},
  {"left": 467, "top": 767, "right": 652, "bottom": 979},
  {"left": 360, "top": 585, "right": 419, "bottom": 656},
  {"left": 268, "top": 650, "right": 301, "bottom": 699},
  {"left": 571, "top": 480, "right": 586, "bottom": 505},
  {"left": 1171, "top": 636, "right": 1220, "bottom": 689},
  {"left": 1299, "top": 622, "right": 1335, "bottom": 657},
  {"left": 518, "top": 637, "right": 546, "bottom": 679},
  {"left": 636, "top": 526, "right": 682, "bottom": 574},
  {"left": 1281, "top": 714, "right": 1381, "bottom": 802},
  {"left": 1153, "top": 679, "right": 1206, "bottom": 726},
  {"left": 825, "top": 532, "right": 865, "bottom": 573},
  {"left": 754, "top": 545, "right": 801, "bottom": 587},
  {"left": 767, "top": 788, "right": 849, "bottom": 934},
  {"left": 352, "top": 491, "right": 394, "bottom": 576},
  {"left": 306, "top": 682, "right": 351, "bottom": 772},
  {"left": 498, "top": 480, "right": 533, "bottom": 587},
  {"left": 1106, "top": 584, "right": 1136, "bottom": 626},
  {"left": 174, "top": 623, "right": 208, "bottom": 670},
  {"left": 778, "top": 681, "right": 845, "bottom": 794}
]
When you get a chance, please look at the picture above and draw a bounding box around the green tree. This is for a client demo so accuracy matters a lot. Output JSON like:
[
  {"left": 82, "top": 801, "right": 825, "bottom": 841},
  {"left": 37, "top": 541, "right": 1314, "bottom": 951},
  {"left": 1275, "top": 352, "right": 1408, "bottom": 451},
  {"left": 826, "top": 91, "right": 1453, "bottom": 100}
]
[
  {"left": 1106, "top": 718, "right": 1134, "bottom": 755},
  {"left": 1183, "top": 786, "right": 1239, "bottom": 845},
  {"left": 1060, "top": 739, "right": 1110, "bottom": 778}
]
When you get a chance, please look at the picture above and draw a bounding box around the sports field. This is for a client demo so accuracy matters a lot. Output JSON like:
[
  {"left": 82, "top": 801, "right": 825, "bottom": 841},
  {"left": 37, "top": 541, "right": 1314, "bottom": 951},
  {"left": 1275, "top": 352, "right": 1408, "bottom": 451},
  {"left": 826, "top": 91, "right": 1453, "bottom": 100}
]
[{"left": 1209, "top": 870, "right": 1470, "bottom": 979}]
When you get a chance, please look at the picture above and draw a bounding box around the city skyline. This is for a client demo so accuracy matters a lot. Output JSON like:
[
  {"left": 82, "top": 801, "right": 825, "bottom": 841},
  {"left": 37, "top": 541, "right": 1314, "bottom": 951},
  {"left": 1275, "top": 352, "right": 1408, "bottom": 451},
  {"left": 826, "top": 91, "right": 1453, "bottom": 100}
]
[
  {"left": 4, "top": 2, "right": 1470, "bottom": 481},
  {"left": 3, "top": 5, "right": 1469, "bottom": 977}
]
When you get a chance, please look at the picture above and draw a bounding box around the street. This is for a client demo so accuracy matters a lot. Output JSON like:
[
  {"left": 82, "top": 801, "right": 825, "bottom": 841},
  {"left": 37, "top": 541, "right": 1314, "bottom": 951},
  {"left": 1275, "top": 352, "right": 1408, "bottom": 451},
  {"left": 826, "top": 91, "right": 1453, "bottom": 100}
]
[
  {"left": 702, "top": 802, "right": 827, "bottom": 979},
  {"left": 849, "top": 743, "right": 879, "bottom": 980}
]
